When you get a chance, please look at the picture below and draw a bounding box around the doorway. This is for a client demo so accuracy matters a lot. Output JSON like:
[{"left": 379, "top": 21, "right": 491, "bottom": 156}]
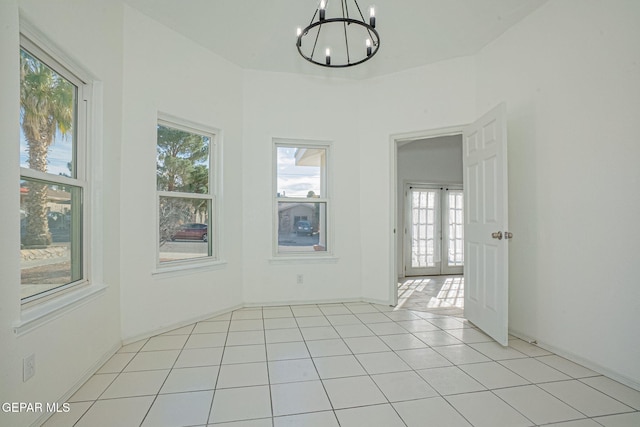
[
  {"left": 390, "top": 104, "right": 510, "bottom": 345},
  {"left": 393, "top": 132, "right": 464, "bottom": 286}
]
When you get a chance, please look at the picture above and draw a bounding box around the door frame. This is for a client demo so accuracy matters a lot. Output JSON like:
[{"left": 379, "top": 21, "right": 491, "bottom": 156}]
[{"left": 389, "top": 125, "right": 466, "bottom": 306}]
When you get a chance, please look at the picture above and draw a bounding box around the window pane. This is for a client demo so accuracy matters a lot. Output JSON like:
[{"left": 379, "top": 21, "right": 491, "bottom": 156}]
[
  {"left": 276, "top": 146, "right": 325, "bottom": 198},
  {"left": 448, "top": 191, "right": 464, "bottom": 266},
  {"left": 277, "top": 201, "right": 327, "bottom": 253},
  {"left": 19, "top": 49, "right": 77, "bottom": 178},
  {"left": 157, "top": 124, "right": 210, "bottom": 194},
  {"left": 411, "top": 189, "right": 438, "bottom": 268},
  {"left": 159, "top": 196, "right": 211, "bottom": 263},
  {"left": 20, "top": 179, "right": 82, "bottom": 300}
]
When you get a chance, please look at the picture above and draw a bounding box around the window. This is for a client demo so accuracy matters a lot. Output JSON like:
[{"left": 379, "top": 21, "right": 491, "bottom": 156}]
[
  {"left": 274, "top": 140, "right": 330, "bottom": 255},
  {"left": 19, "top": 35, "right": 89, "bottom": 302},
  {"left": 157, "top": 116, "right": 218, "bottom": 265}
]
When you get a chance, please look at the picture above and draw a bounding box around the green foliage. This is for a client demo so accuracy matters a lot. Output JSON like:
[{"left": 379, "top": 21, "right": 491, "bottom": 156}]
[{"left": 157, "top": 125, "right": 209, "bottom": 193}]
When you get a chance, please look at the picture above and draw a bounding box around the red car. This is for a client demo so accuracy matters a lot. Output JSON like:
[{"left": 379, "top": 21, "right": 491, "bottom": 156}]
[{"left": 171, "top": 223, "right": 208, "bottom": 242}]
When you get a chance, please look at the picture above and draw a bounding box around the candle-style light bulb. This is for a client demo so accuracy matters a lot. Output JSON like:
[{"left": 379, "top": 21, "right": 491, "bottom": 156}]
[
  {"left": 366, "top": 38, "right": 372, "bottom": 56},
  {"left": 325, "top": 47, "right": 331, "bottom": 65},
  {"left": 296, "top": 27, "right": 302, "bottom": 47},
  {"left": 369, "top": 6, "right": 376, "bottom": 28},
  {"left": 319, "top": 0, "right": 326, "bottom": 21}
]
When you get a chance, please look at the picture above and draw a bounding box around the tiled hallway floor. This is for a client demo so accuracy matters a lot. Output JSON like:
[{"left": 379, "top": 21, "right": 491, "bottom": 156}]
[
  {"left": 397, "top": 275, "right": 465, "bottom": 317},
  {"left": 44, "top": 303, "right": 640, "bottom": 427}
]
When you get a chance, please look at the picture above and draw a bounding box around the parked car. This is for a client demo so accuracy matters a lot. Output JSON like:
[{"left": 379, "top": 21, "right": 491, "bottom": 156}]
[
  {"left": 294, "top": 220, "right": 313, "bottom": 236},
  {"left": 171, "top": 223, "right": 208, "bottom": 242}
]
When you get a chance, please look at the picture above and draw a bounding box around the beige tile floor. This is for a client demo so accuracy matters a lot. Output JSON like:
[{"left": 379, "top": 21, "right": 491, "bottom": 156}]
[{"left": 43, "top": 302, "right": 640, "bottom": 427}]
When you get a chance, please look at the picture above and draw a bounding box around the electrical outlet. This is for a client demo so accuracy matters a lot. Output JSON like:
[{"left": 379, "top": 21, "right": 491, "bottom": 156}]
[
  {"left": 296, "top": 274, "right": 304, "bottom": 285},
  {"left": 23, "top": 354, "right": 35, "bottom": 382}
]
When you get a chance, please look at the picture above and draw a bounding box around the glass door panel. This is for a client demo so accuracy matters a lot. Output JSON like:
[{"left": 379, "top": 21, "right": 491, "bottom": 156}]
[
  {"left": 405, "top": 187, "right": 441, "bottom": 276},
  {"left": 443, "top": 190, "right": 464, "bottom": 274},
  {"left": 404, "top": 185, "right": 464, "bottom": 276}
]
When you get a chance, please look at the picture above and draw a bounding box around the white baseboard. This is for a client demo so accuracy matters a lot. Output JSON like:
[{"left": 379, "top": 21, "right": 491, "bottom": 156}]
[
  {"left": 361, "top": 297, "right": 396, "bottom": 307},
  {"left": 243, "top": 297, "right": 365, "bottom": 308},
  {"left": 121, "top": 304, "right": 244, "bottom": 345},
  {"left": 508, "top": 328, "right": 640, "bottom": 392},
  {"left": 31, "top": 342, "right": 121, "bottom": 427}
]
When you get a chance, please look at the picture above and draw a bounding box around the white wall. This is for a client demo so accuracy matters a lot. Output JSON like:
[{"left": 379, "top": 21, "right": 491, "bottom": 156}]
[
  {"left": 357, "top": 59, "right": 476, "bottom": 302},
  {"left": 475, "top": 0, "right": 640, "bottom": 387},
  {"left": 0, "top": 1, "right": 124, "bottom": 426},
  {"left": 242, "top": 71, "right": 363, "bottom": 304},
  {"left": 119, "top": 6, "right": 245, "bottom": 341},
  {"left": 396, "top": 135, "right": 463, "bottom": 273},
  {"left": 3, "top": 3, "right": 639, "bottom": 424}
]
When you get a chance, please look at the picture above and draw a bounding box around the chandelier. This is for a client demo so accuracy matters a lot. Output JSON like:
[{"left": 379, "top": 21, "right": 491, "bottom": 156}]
[{"left": 296, "top": 0, "right": 380, "bottom": 68}]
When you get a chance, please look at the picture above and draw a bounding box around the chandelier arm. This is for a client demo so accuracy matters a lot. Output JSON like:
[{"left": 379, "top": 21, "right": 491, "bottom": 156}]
[
  {"left": 343, "top": 20, "right": 351, "bottom": 64},
  {"left": 351, "top": 0, "right": 376, "bottom": 44},
  {"left": 307, "top": 0, "right": 325, "bottom": 59},
  {"left": 308, "top": 9, "right": 318, "bottom": 27},
  {"left": 352, "top": 0, "right": 366, "bottom": 22},
  {"left": 341, "top": 0, "right": 351, "bottom": 64},
  {"left": 310, "top": 17, "right": 323, "bottom": 61}
]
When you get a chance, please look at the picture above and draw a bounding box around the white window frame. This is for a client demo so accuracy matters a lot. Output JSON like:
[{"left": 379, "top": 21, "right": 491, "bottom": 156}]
[
  {"left": 19, "top": 32, "right": 91, "bottom": 305},
  {"left": 155, "top": 113, "right": 221, "bottom": 270},
  {"left": 272, "top": 138, "right": 333, "bottom": 258}
]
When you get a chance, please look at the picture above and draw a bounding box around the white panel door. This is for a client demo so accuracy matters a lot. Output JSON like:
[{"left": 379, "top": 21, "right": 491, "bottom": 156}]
[{"left": 463, "top": 103, "right": 509, "bottom": 346}]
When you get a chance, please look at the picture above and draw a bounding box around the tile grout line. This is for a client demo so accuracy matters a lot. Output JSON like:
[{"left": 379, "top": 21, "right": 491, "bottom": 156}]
[
  {"left": 138, "top": 324, "right": 195, "bottom": 426},
  {"left": 71, "top": 336, "right": 152, "bottom": 426},
  {"left": 205, "top": 312, "right": 232, "bottom": 425},
  {"left": 58, "top": 302, "right": 640, "bottom": 427}
]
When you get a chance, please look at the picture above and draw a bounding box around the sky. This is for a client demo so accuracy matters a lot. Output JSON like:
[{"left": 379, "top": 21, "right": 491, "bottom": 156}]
[
  {"left": 276, "top": 147, "right": 321, "bottom": 198},
  {"left": 20, "top": 128, "right": 74, "bottom": 177}
]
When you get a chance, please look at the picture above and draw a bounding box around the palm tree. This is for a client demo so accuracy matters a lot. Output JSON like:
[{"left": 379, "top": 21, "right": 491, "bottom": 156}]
[{"left": 20, "top": 49, "right": 74, "bottom": 246}]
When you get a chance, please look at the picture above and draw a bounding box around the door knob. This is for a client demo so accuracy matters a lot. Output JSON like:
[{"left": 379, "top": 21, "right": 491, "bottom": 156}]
[{"left": 491, "top": 231, "right": 503, "bottom": 240}]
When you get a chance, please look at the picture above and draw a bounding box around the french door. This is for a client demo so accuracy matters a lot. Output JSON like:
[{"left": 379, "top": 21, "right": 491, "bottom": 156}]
[{"left": 404, "top": 184, "right": 464, "bottom": 276}]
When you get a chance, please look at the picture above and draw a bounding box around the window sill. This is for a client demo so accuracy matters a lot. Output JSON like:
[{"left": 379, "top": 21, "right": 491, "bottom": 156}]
[
  {"left": 152, "top": 260, "right": 228, "bottom": 278},
  {"left": 268, "top": 256, "right": 339, "bottom": 265},
  {"left": 14, "top": 283, "right": 107, "bottom": 337}
]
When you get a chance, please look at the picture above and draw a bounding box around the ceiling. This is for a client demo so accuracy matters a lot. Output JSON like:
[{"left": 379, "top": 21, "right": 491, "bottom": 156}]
[{"left": 123, "top": 0, "right": 547, "bottom": 79}]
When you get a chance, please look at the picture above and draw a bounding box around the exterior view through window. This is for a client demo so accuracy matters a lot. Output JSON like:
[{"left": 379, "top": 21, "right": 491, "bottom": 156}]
[
  {"left": 19, "top": 41, "right": 86, "bottom": 302},
  {"left": 157, "top": 120, "right": 215, "bottom": 264},
  {"left": 275, "top": 143, "right": 328, "bottom": 254}
]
